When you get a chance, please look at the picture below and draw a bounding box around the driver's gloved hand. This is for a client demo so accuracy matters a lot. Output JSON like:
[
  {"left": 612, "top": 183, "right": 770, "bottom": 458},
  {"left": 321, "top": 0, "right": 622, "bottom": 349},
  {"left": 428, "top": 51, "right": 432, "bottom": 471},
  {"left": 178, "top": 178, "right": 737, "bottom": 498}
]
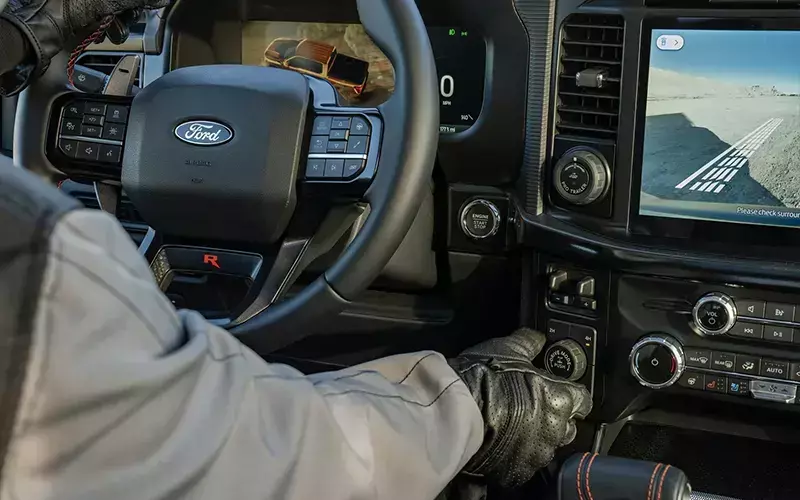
[
  {"left": 1, "top": 0, "right": 169, "bottom": 95},
  {"left": 448, "top": 328, "right": 592, "bottom": 489}
]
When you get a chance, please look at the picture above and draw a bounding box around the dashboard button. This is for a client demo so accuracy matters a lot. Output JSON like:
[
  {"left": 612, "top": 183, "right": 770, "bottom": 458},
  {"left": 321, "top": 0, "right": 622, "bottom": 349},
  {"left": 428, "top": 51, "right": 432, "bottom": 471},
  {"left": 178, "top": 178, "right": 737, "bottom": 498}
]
[
  {"left": 98, "top": 145, "right": 122, "bottom": 164},
  {"left": 346, "top": 136, "right": 369, "bottom": 154},
  {"left": 727, "top": 378, "right": 750, "bottom": 396},
  {"left": 64, "top": 102, "right": 83, "bottom": 118},
  {"left": 766, "top": 302, "right": 794, "bottom": 322},
  {"left": 765, "top": 325, "right": 794, "bottom": 343},
  {"left": 81, "top": 125, "right": 102, "bottom": 138},
  {"left": 327, "top": 140, "right": 347, "bottom": 153},
  {"left": 76, "top": 142, "right": 100, "bottom": 161},
  {"left": 546, "top": 320, "right": 570, "bottom": 338},
  {"left": 678, "top": 371, "right": 705, "bottom": 390},
  {"left": 106, "top": 105, "right": 129, "bottom": 123},
  {"left": 549, "top": 292, "right": 574, "bottom": 307},
  {"left": 312, "top": 116, "right": 332, "bottom": 135},
  {"left": 710, "top": 351, "right": 736, "bottom": 371},
  {"left": 98, "top": 144, "right": 121, "bottom": 163},
  {"left": 343, "top": 159, "right": 364, "bottom": 178},
  {"left": 685, "top": 348, "right": 711, "bottom": 369},
  {"left": 329, "top": 129, "right": 348, "bottom": 140},
  {"left": 60, "top": 118, "right": 81, "bottom": 135},
  {"left": 704, "top": 375, "right": 727, "bottom": 393},
  {"left": 324, "top": 159, "right": 344, "bottom": 178},
  {"left": 760, "top": 360, "right": 789, "bottom": 380},
  {"left": 58, "top": 139, "right": 78, "bottom": 158},
  {"left": 578, "top": 297, "right": 597, "bottom": 311},
  {"left": 102, "top": 123, "right": 125, "bottom": 140},
  {"left": 84, "top": 102, "right": 107, "bottom": 115},
  {"left": 729, "top": 322, "right": 763, "bottom": 339},
  {"left": 82, "top": 114, "right": 103, "bottom": 126},
  {"left": 331, "top": 117, "right": 351, "bottom": 129},
  {"left": 751, "top": 380, "right": 796, "bottom": 404},
  {"left": 736, "top": 299, "right": 765, "bottom": 318},
  {"left": 350, "top": 116, "right": 370, "bottom": 135},
  {"left": 306, "top": 159, "right": 325, "bottom": 178},
  {"left": 790, "top": 362, "right": 800, "bottom": 382},
  {"left": 460, "top": 199, "right": 501, "bottom": 240},
  {"left": 309, "top": 136, "right": 328, "bottom": 153},
  {"left": 734, "top": 354, "right": 760, "bottom": 375}
]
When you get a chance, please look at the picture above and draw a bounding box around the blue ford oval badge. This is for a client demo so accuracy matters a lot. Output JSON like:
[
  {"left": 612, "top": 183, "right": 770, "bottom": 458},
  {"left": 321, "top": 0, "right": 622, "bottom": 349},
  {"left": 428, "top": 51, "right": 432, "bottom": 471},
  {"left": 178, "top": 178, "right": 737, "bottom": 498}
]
[{"left": 174, "top": 120, "right": 233, "bottom": 147}]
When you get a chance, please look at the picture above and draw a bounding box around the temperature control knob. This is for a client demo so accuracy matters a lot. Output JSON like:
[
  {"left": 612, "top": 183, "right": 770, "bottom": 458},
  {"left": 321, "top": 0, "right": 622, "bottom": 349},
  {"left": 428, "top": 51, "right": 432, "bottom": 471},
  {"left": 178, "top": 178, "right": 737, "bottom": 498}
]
[
  {"left": 692, "top": 292, "right": 737, "bottom": 336},
  {"left": 544, "top": 339, "right": 588, "bottom": 382},
  {"left": 629, "top": 335, "right": 685, "bottom": 389},
  {"left": 553, "top": 147, "right": 610, "bottom": 206}
]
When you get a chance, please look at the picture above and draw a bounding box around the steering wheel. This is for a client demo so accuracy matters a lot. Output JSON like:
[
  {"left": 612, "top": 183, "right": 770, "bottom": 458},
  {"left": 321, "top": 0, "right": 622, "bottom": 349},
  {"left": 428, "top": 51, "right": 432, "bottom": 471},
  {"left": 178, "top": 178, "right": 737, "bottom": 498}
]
[{"left": 13, "top": 0, "right": 439, "bottom": 354}]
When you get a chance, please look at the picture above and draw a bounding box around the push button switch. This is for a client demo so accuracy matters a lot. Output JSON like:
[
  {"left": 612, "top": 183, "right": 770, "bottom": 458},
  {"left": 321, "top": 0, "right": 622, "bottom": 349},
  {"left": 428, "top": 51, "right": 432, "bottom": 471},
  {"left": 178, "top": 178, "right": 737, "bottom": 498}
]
[
  {"left": 704, "top": 375, "right": 727, "bottom": 393},
  {"left": 765, "top": 325, "right": 794, "bottom": 343},
  {"left": 760, "top": 360, "right": 789, "bottom": 380},
  {"left": 736, "top": 299, "right": 765, "bottom": 318},
  {"left": 766, "top": 302, "right": 794, "bottom": 322},
  {"left": 727, "top": 378, "right": 750, "bottom": 396},
  {"left": 729, "top": 322, "right": 763, "bottom": 339},
  {"left": 685, "top": 348, "right": 711, "bottom": 369},
  {"left": 734, "top": 354, "right": 760, "bottom": 375},
  {"left": 710, "top": 351, "right": 736, "bottom": 371},
  {"left": 678, "top": 371, "right": 704, "bottom": 390}
]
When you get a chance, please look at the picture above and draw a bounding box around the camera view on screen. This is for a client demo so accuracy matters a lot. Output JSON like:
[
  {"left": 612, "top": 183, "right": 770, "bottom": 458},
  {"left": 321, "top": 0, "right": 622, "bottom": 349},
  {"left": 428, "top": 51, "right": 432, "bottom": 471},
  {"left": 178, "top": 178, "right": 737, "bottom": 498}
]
[{"left": 639, "top": 30, "right": 800, "bottom": 228}]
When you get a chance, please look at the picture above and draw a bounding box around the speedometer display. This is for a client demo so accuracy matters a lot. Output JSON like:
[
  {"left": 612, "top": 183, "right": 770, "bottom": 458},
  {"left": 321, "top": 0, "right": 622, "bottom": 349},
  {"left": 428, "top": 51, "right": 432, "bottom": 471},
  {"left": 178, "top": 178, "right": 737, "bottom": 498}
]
[{"left": 242, "top": 22, "right": 486, "bottom": 133}]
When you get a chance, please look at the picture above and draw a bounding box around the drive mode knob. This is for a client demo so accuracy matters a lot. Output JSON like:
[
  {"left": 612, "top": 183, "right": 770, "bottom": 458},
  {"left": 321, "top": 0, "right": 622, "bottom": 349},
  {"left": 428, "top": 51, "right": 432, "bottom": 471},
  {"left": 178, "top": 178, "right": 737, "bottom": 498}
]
[
  {"left": 544, "top": 339, "right": 587, "bottom": 382},
  {"left": 630, "top": 336, "right": 685, "bottom": 389},
  {"left": 692, "top": 293, "right": 737, "bottom": 336},
  {"left": 553, "top": 147, "right": 610, "bottom": 206},
  {"left": 460, "top": 199, "right": 501, "bottom": 239}
]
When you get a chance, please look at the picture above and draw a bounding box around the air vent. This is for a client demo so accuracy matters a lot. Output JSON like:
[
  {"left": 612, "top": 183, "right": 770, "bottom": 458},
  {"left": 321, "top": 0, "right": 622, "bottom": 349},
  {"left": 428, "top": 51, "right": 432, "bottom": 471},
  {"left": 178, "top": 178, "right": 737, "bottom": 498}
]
[
  {"left": 556, "top": 14, "right": 624, "bottom": 140},
  {"left": 76, "top": 53, "right": 142, "bottom": 87}
]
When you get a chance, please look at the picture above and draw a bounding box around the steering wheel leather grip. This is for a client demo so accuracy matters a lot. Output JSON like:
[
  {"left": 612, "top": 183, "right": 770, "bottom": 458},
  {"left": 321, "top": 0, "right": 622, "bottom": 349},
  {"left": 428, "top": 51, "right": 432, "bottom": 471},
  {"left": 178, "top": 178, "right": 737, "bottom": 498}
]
[{"left": 12, "top": 0, "right": 439, "bottom": 354}]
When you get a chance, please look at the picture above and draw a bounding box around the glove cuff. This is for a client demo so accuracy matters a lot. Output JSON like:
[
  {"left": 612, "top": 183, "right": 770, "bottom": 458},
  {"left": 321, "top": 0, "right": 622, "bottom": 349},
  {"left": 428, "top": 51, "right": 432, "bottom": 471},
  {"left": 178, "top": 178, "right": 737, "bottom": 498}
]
[
  {"left": 0, "top": 15, "right": 37, "bottom": 97},
  {"left": 0, "top": 11, "right": 60, "bottom": 97}
]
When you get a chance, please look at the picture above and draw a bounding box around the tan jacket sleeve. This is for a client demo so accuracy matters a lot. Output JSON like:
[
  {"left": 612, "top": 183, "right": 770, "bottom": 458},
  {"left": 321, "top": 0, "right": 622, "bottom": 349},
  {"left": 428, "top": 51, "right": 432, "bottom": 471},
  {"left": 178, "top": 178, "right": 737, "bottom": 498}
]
[{"left": 1, "top": 209, "right": 484, "bottom": 500}]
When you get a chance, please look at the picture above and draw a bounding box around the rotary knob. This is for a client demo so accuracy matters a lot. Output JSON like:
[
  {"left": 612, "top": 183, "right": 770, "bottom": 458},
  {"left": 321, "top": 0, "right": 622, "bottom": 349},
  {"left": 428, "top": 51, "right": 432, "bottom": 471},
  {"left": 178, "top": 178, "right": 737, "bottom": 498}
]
[
  {"left": 629, "top": 335, "right": 685, "bottom": 389},
  {"left": 544, "top": 339, "right": 588, "bottom": 382},
  {"left": 692, "top": 293, "right": 737, "bottom": 336},
  {"left": 553, "top": 147, "right": 610, "bottom": 206}
]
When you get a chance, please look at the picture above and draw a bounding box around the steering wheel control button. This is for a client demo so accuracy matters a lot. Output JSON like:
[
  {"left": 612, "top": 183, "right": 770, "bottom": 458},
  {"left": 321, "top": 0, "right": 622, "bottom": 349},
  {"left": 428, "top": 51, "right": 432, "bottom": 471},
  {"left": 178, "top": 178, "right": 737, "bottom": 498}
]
[
  {"left": 309, "top": 136, "right": 328, "bottom": 153},
  {"left": 751, "top": 380, "right": 796, "bottom": 404},
  {"left": 324, "top": 159, "right": 344, "bottom": 178},
  {"left": 84, "top": 102, "right": 107, "bottom": 115},
  {"left": 82, "top": 114, "right": 104, "bottom": 126},
  {"left": 329, "top": 129, "right": 348, "bottom": 140},
  {"left": 81, "top": 125, "right": 102, "bottom": 138},
  {"left": 65, "top": 102, "right": 83, "bottom": 118},
  {"left": 343, "top": 159, "right": 365, "bottom": 178},
  {"left": 459, "top": 199, "right": 501, "bottom": 240},
  {"left": 326, "top": 141, "right": 347, "bottom": 153},
  {"left": 106, "top": 105, "right": 129, "bottom": 123},
  {"left": 765, "top": 325, "right": 794, "bottom": 343},
  {"left": 346, "top": 136, "right": 369, "bottom": 154},
  {"left": 350, "top": 117, "right": 370, "bottom": 135},
  {"left": 629, "top": 335, "right": 685, "bottom": 389},
  {"left": 99, "top": 145, "right": 122, "bottom": 164},
  {"left": 684, "top": 348, "right": 711, "bottom": 369},
  {"left": 76, "top": 142, "right": 100, "bottom": 161},
  {"left": 693, "top": 293, "right": 737, "bottom": 336},
  {"left": 313, "top": 116, "right": 332, "bottom": 135},
  {"left": 760, "top": 360, "right": 789, "bottom": 380},
  {"left": 729, "top": 321, "right": 763, "bottom": 339},
  {"left": 735, "top": 299, "right": 765, "bottom": 318},
  {"left": 734, "top": 354, "right": 761, "bottom": 375},
  {"left": 61, "top": 118, "right": 81, "bottom": 135},
  {"left": 59, "top": 139, "right": 79, "bottom": 158},
  {"left": 102, "top": 124, "right": 126, "bottom": 141},
  {"left": 678, "top": 371, "right": 705, "bottom": 390},
  {"left": 710, "top": 351, "right": 736, "bottom": 371},
  {"left": 766, "top": 302, "right": 795, "bottom": 322},
  {"left": 331, "top": 117, "right": 351, "bottom": 129},
  {"left": 544, "top": 339, "right": 587, "bottom": 382},
  {"left": 552, "top": 147, "right": 610, "bottom": 206},
  {"left": 306, "top": 159, "right": 326, "bottom": 178}
]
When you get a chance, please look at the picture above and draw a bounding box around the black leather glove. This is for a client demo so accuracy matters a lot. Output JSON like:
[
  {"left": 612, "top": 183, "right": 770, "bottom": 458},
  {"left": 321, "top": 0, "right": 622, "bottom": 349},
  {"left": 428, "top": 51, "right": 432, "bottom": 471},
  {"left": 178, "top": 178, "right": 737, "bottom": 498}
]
[
  {"left": 1, "top": 0, "right": 169, "bottom": 95},
  {"left": 449, "top": 328, "right": 592, "bottom": 489}
]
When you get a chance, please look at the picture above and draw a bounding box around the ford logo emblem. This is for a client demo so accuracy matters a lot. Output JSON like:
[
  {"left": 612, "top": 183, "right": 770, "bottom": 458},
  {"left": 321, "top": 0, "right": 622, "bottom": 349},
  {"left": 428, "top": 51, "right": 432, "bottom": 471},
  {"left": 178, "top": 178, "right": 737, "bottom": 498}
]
[{"left": 174, "top": 120, "right": 233, "bottom": 147}]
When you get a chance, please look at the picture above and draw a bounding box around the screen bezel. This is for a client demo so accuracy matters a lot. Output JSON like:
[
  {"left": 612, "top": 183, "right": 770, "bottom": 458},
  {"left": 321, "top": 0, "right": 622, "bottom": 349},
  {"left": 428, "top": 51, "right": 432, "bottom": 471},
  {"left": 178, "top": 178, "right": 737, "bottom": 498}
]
[{"left": 630, "top": 17, "right": 800, "bottom": 248}]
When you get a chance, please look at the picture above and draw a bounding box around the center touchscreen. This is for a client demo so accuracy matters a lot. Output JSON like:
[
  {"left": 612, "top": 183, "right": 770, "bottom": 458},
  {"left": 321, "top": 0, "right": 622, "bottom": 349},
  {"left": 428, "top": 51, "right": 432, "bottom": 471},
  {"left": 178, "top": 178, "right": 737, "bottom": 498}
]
[{"left": 639, "top": 29, "right": 800, "bottom": 229}]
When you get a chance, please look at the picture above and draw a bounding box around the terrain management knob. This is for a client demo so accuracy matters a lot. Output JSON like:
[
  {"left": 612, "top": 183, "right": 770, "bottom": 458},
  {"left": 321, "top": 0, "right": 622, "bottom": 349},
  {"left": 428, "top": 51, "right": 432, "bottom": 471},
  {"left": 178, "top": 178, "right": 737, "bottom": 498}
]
[
  {"left": 629, "top": 335, "right": 685, "bottom": 389},
  {"left": 553, "top": 147, "right": 610, "bottom": 206},
  {"left": 544, "top": 339, "right": 588, "bottom": 382},
  {"left": 692, "top": 292, "right": 737, "bottom": 336}
]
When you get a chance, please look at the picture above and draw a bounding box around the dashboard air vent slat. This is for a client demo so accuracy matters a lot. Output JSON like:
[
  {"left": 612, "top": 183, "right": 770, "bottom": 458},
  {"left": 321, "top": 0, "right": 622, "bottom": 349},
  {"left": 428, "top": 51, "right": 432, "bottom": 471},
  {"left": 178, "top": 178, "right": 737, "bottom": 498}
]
[
  {"left": 556, "top": 14, "right": 624, "bottom": 141},
  {"left": 76, "top": 53, "right": 142, "bottom": 87}
]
